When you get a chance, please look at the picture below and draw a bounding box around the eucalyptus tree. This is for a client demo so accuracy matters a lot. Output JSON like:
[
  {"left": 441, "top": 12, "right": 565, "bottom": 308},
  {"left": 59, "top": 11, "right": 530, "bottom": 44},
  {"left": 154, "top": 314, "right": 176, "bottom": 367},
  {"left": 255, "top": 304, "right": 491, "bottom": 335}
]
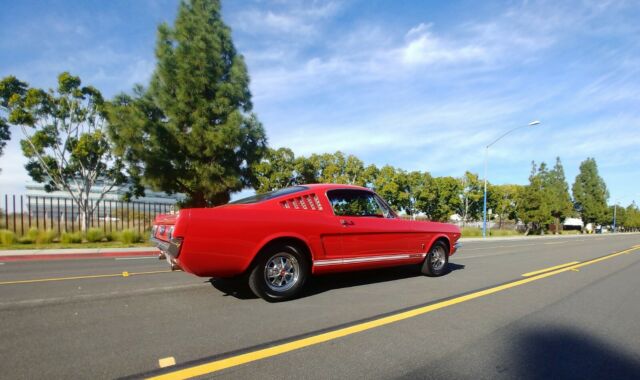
[
  {"left": 0, "top": 76, "right": 22, "bottom": 170},
  {"left": 0, "top": 73, "right": 128, "bottom": 231}
]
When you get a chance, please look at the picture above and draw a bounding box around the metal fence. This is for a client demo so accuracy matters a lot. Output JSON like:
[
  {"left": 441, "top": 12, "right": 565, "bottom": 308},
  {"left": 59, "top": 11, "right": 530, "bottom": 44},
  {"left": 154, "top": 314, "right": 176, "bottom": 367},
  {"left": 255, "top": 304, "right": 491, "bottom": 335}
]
[{"left": 1, "top": 194, "right": 175, "bottom": 236}]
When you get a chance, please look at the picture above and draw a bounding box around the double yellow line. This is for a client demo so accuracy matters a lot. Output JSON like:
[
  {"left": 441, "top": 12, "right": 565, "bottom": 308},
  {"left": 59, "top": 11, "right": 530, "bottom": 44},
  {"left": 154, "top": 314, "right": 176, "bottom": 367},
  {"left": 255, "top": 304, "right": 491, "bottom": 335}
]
[{"left": 147, "top": 245, "right": 639, "bottom": 380}]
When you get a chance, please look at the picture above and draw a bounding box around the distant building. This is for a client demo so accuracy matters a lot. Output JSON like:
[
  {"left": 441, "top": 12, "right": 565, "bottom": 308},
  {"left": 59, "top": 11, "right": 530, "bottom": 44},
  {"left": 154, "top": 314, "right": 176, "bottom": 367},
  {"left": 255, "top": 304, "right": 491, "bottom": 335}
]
[
  {"left": 22, "top": 181, "right": 184, "bottom": 220},
  {"left": 25, "top": 181, "right": 184, "bottom": 205}
]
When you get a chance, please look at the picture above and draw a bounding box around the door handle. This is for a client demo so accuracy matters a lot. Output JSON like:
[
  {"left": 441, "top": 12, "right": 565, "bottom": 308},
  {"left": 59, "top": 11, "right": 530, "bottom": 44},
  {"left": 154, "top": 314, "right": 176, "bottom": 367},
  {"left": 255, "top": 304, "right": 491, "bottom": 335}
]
[{"left": 340, "top": 219, "right": 354, "bottom": 226}]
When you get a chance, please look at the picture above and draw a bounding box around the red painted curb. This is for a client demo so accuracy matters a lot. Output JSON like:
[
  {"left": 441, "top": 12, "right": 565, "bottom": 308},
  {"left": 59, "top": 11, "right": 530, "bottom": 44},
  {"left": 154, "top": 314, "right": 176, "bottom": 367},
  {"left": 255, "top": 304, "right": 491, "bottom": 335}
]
[{"left": 0, "top": 250, "right": 160, "bottom": 262}]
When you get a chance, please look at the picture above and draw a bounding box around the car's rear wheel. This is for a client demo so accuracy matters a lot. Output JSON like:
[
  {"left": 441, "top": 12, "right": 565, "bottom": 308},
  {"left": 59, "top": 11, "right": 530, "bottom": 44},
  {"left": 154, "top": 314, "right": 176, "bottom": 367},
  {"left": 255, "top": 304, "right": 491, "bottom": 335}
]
[
  {"left": 248, "top": 244, "right": 309, "bottom": 302},
  {"left": 421, "top": 240, "right": 449, "bottom": 276}
]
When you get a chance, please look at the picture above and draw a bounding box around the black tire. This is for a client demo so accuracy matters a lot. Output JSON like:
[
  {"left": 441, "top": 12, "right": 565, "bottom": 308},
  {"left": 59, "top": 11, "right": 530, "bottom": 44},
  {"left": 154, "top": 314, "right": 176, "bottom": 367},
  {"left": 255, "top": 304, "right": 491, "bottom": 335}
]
[
  {"left": 248, "top": 243, "right": 309, "bottom": 302},
  {"left": 421, "top": 240, "right": 449, "bottom": 277}
]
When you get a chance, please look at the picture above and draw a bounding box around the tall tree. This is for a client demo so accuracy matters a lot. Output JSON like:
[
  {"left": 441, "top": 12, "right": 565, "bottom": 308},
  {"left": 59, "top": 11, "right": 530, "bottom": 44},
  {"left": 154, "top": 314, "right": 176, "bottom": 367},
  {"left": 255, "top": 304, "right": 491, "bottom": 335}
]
[
  {"left": 108, "top": 0, "right": 267, "bottom": 207},
  {"left": 457, "top": 171, "right": 483, "bottom": 225},
  {"left": 518, "top": 162, "right": 553, "bottom": 234},
  {"left": 0, "top": 76, "right": 27, "bottom": 171},
  {"left": 373, "top": 165, "right": 410, "bottom": 213},
  {"left": 546, "top": 157, "right": 574, "bottom": 233},
  {"left": 625, "top": 202, "right": 640, "bottom": 229},
  {"left": 252, "top": 147, "right": 297, "bottom": 193},
  {"left": 419, "top": 176, "right": 461, "bottom": 222},
  {"left": 488, "top": 184, "right": 523, "bottom": 229},
  {"left": 572, "top": 158, "right": 609, "bottom": 225},
  {"left": 0, "top": 73, "right": 128, "bottom": 231}
]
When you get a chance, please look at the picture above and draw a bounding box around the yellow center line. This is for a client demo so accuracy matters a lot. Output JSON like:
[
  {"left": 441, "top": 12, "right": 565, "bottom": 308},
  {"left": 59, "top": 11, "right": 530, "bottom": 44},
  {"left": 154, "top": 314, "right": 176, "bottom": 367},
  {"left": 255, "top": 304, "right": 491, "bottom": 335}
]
[
  {"left": 0, "top": 270, "right": 173, "bottom": 286},
  {"left": 147, "top": 245, "right": 640, "bottom": 380},
  {"left": 521, "top": 261, "right": 580, "bottom": 277}
]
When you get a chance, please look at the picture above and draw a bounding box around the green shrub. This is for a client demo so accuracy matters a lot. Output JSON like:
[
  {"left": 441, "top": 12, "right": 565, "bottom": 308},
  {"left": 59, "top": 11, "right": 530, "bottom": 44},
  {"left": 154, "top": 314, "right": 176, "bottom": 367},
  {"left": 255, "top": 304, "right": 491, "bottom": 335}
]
[
  {"left": 23, "top": 227, "right": 39, "bottom": 243},
  {"left": 86, "top": 228, "right": 105, "bottom": 243},
  {"left": 36, "top": 229, "right": 57, "bottom": 244},
  {"left": 0, "top": 229, "right": 16, "bottom": 245},
  {"left": 461, "top": 227, "right": 482, "bottom": 237},
  {"left": 119, "top": 229, "right": 142, "bottom": 244},
  {"left": 61, "top": 231, "right": 83, "bottom": 244},
  {"left": 461, "top": 227, "right": 521, "bottom": 237},
  {"left": 104, "top": 232, "right": 115, "bottom": 242},
  {"left": 489, "top": 229, "right": 521, "bottom": 237}
]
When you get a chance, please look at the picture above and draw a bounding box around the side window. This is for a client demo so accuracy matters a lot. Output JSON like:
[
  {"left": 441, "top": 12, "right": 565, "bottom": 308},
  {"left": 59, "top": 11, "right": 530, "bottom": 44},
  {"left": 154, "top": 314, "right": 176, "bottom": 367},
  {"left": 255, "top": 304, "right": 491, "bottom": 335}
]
[{"left": 327, "top": 190, "right": 385, "bottom": 217}]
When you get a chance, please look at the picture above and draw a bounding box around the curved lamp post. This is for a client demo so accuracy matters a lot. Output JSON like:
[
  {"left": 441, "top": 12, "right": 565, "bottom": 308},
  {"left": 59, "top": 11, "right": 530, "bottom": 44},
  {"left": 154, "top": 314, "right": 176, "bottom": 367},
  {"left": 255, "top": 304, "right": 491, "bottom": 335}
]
[{"left": 482, "top": 120, "right": 540, "bottom": 238}]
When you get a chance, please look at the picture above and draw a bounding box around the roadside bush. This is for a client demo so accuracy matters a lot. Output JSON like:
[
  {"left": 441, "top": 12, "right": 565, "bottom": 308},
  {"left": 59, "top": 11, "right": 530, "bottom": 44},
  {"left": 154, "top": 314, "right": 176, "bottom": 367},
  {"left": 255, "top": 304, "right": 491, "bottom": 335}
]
[
  {"left": 119, "top": 229, "right": 142, "bottom": 244},
  {"left": 86, "top": 228, "right": 105, "bottom": 243},
  {"left": 461, "top": 227, "right": 522, "bottom": 237},
  {"left": 60, "top": 232, "right": 83, "bottom": 244},
  {"left": 0, "top": 229, "right": 15, "bottom": 245},
  {"left": 104, "top": 232, "right": 115, "bottom": 242},
  {"left": 461, "top": 227, "right": 482, "bottom": 237},
  {"left": 489, "top": 229, "right": 521, "bottom": 237},
  {"left": 19, "top": 227, "right": 40, "bottom": 244},
  {"left": 36, "top": 229, "right": 57, "bottom": 244}
]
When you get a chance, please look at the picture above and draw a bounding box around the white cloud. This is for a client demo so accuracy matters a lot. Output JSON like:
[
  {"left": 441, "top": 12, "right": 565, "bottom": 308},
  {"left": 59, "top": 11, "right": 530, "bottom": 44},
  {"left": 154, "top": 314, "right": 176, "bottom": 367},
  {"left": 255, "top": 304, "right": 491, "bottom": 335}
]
[
  {"left": 400, "top": 26, "right": 488, "bottom": 66},
  {"left": 232, "top": 0, "right": 342, "bottom": 37}
]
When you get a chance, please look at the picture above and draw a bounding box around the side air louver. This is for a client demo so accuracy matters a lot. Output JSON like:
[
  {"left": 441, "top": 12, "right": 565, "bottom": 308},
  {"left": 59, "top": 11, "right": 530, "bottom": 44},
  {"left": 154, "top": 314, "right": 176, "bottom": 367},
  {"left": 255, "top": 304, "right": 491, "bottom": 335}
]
[{"left": 280, "top": 194, "right": 323, "bottom": 211}]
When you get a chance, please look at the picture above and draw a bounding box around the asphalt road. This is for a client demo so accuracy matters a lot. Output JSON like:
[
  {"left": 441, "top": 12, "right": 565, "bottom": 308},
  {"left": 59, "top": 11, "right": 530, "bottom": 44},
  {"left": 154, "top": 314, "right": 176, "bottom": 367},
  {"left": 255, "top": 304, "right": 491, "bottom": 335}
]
[{"left": 1, "top": 233, "right": 640, "bottom": 379}]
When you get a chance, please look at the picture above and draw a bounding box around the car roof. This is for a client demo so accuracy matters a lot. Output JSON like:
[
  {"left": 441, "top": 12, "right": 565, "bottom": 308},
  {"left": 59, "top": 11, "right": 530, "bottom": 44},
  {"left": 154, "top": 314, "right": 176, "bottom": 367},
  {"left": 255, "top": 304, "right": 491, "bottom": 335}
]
[{"left": 301, "top": 183, "right": 371, "bottom": 191}]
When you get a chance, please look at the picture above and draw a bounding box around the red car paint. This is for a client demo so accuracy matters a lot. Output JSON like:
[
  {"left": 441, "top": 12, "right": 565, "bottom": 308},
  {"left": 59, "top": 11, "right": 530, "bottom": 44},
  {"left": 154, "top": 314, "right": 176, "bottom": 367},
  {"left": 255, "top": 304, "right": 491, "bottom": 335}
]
[{"left": 151, "top": 184, "right": 461, "bottom": 278}]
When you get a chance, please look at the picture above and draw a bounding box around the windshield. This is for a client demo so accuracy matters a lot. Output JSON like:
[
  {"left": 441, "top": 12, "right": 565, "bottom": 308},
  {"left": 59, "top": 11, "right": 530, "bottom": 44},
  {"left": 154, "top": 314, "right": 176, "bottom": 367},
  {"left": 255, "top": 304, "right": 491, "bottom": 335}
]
[{"left": 229, "top": 186, "right": 309, "bottom": 204}]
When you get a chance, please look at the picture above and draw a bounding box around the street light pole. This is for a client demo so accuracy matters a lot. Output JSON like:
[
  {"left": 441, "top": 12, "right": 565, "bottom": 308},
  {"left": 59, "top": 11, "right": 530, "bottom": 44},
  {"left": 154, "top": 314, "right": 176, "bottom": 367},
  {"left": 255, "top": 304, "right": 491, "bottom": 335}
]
[{"left": 482, "top": 120, "right": 540, "bottom": 238}]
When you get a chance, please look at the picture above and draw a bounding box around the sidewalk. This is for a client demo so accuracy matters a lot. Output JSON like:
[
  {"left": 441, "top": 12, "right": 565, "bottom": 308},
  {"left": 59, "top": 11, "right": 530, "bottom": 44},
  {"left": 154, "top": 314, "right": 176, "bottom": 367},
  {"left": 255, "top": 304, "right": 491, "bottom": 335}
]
[{"left": 0, "top": 246, "right": 160, "bottom": 261}]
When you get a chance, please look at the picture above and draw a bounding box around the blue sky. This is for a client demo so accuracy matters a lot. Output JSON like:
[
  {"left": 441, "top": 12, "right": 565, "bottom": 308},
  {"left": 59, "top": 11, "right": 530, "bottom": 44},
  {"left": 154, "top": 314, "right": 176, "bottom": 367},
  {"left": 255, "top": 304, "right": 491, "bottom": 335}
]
[{"left": 1, "top": 0, "right": 639, "bottom": 204}]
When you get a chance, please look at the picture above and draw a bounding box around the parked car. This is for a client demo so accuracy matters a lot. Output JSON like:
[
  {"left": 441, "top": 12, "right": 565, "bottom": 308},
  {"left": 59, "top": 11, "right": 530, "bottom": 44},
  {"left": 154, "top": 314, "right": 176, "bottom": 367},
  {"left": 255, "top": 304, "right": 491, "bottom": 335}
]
[{"left": 152, "top": 184, "right": 461, "bottom": 301}]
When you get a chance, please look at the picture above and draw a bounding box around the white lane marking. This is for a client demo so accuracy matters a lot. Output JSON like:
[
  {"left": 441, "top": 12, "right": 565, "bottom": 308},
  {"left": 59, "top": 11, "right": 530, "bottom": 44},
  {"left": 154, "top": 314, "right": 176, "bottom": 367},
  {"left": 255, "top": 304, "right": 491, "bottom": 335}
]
[
  {"left": 114, "top": 256, "right": 158, "bottom": 261},
  {"left": 0, "top": 263, "right": 4, "bottom": 265},
  {"left": 543, "top": 241, "right": 568, "bottom": 245}
]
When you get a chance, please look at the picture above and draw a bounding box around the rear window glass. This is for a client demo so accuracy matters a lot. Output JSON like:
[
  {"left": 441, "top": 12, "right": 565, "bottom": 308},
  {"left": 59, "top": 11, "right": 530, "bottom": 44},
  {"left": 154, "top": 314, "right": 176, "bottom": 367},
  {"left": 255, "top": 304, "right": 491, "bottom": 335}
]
[{"left": 229, "top": 186, "right": 309, "bottom": 204}]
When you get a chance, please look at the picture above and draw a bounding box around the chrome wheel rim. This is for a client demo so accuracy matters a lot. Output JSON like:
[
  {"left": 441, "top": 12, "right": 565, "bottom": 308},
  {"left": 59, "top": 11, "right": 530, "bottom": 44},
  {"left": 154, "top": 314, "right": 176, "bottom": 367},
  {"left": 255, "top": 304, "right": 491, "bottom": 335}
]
[
  {"left": 264, "top": 253, "right": 300, "bottom": 292},
  {"left": 430, "top": 246, "right": 446, "bottom": 271}
]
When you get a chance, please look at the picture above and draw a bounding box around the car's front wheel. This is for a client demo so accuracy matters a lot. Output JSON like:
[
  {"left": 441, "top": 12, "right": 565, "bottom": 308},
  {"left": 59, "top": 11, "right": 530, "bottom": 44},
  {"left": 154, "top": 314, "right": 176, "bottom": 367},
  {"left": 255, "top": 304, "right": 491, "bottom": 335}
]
[
  {"left": 248, "top": 244, "right": 309, "bottom": 302},
  {"left": 421, "top": 240, "right": 449, "bottom": 276}
]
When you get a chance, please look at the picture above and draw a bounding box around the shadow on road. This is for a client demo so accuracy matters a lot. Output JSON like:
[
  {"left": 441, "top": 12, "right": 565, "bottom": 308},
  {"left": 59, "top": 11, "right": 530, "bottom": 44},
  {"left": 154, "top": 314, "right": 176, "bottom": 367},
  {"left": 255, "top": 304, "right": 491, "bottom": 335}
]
[
  {"left": 209, "top": 262, "right": 466, "bottom": 300},
  {"left": 511, "top": 326, "right": 640, "bottom": 379},
  {"left": 398, "top": 325, "right": 640, "bottom": 379}
]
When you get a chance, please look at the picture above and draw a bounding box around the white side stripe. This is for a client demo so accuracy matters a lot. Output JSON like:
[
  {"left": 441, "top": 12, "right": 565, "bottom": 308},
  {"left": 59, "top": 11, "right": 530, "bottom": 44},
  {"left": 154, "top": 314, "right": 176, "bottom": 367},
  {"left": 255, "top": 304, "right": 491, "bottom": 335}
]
[{"left": 314, "top": 253, "right": 426, "bottom": 267}]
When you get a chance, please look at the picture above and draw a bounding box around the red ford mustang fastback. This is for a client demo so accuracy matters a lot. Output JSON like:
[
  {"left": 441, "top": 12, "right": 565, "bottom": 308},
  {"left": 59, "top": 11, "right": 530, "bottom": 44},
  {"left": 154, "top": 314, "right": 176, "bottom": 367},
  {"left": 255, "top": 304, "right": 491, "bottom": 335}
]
[{"left": 152, "top": 184, "right": 461, "bottom": 301}]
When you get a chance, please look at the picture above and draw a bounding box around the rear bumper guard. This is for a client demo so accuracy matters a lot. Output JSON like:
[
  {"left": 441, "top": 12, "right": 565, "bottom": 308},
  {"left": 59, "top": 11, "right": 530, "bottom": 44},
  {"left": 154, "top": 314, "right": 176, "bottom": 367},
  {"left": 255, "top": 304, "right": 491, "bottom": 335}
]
[{"left": 151, "top": 236, "right": 183, "bottom": 271}]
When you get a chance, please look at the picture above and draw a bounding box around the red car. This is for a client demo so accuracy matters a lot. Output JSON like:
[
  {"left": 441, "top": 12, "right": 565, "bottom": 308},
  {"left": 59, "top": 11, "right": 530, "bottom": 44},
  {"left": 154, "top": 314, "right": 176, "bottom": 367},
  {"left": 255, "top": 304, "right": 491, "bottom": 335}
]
[{"left": 151, "top": 184, "right": 461, "bottom": 301}]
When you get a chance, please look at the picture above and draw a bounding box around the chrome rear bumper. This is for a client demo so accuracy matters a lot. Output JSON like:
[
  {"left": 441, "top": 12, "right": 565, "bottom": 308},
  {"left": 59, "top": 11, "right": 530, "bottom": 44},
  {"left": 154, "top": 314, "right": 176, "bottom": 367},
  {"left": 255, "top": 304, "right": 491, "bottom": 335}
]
[{"left": 151, "top": 236, "right": 182, "bottom": 271}]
